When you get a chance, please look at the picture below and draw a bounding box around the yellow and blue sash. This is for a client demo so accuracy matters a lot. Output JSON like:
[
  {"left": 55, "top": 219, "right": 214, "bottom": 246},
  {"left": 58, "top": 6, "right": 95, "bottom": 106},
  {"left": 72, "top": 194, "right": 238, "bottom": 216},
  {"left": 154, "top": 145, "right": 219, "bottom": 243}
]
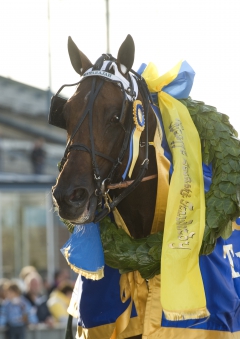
[{"left": 142, "top": 60, "right": 209, "bottom": 320}]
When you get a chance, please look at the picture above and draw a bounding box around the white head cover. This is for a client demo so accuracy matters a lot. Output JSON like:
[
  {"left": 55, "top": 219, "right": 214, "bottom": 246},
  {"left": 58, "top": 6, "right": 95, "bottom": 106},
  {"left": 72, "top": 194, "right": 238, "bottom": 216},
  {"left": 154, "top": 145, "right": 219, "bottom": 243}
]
[{"left": 81, "top": 61, "right": 138, "bottom": 101}]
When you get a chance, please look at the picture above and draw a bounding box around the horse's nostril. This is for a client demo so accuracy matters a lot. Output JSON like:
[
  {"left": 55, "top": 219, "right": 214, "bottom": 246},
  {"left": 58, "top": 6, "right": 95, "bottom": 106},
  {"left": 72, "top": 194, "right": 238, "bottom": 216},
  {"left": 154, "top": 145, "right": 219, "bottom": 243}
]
[{"left": 69, "top": 188, "right": 88, "bottom": 204}]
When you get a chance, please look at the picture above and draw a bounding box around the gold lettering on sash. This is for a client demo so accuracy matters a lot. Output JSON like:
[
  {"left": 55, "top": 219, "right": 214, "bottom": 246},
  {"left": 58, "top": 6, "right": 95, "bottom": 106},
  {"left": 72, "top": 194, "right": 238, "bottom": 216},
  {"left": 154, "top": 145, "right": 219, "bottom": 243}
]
[
  {"left": 168, "top": 119, "right": 196, "bottom": 250},
  {"left": 169, "top": 241, "right": 190, "bottom": 250},
  {"left": 223, "top": 244, "right": 240, "bottom": 278}
]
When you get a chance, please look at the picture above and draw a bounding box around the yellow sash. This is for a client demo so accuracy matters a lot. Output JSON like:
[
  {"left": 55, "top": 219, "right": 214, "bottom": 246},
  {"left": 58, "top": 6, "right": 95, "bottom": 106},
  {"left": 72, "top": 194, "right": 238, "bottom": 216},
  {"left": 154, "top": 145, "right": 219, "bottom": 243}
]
[{"left": 142, "top": 62, "right": 209, "bottom": 320}]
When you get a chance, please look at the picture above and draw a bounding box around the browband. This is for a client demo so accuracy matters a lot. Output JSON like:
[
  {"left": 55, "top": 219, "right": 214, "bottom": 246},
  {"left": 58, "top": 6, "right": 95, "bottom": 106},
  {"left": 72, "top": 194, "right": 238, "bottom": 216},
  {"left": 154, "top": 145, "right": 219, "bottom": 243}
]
[{"left": 81, "top": 61, "right": 138, "bottom": 101}]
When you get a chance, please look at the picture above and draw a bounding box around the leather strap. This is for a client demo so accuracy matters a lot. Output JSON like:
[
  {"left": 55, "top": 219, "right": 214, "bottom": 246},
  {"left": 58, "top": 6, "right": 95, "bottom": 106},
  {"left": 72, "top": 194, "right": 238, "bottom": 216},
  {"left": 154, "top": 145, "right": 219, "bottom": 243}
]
[{"left": 107, "top": 174, "right": 157, "bottom": 190}]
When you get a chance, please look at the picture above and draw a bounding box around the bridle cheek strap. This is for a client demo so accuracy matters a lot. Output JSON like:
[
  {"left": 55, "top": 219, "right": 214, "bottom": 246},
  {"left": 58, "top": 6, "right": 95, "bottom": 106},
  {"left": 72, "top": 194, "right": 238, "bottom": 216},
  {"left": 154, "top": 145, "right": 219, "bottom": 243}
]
[{"left": 59, "top": 80, "right": 104, "bottom": 173}]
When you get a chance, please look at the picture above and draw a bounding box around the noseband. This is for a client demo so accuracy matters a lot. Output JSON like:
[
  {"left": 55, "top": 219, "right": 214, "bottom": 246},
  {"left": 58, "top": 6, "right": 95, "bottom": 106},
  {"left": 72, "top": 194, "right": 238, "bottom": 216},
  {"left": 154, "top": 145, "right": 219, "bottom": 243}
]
[{"left": 49, "top": 54, "right": 153, "bottom": 222}]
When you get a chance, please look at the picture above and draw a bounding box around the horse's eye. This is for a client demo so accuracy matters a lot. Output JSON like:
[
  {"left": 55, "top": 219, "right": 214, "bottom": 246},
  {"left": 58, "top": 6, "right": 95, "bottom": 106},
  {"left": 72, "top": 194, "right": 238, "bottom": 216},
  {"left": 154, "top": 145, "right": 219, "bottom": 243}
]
[{"left": 110, "top": 115, "right": 120, "bottom": 124}]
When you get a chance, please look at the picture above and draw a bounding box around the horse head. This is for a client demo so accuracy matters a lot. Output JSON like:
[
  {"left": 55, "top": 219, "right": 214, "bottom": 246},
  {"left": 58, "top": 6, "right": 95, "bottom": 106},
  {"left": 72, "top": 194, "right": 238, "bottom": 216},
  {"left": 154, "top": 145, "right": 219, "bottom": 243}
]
[{"left": 51, "top": 35, "right": 156, "bottom": 226}]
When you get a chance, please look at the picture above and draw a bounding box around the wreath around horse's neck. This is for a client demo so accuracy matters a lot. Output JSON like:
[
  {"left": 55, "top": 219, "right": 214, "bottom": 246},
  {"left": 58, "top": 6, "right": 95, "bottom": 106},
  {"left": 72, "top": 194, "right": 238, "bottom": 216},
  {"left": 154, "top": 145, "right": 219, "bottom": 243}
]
[{"left": 62, "top": 96, "right": 240, "bottom": 280}]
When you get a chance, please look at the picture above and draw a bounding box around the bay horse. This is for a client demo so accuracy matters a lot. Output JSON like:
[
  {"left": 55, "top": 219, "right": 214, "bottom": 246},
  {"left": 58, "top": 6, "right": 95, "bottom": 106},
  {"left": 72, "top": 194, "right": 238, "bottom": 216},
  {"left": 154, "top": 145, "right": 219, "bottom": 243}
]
[
  {"left": 50, "top": 35, "right": 240, "bottom": 339},
  {"left": 52, "top": 35, "right": 155, "bottom": 339},
  {"left": 51, "top": 35, "right": 156, "bottom": 239}
]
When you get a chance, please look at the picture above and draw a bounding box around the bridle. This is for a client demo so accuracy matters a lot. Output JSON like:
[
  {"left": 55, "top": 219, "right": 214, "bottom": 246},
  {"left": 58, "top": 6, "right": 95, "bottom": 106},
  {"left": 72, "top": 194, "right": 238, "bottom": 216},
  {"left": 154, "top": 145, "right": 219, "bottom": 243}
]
[{"left": 49, "top": 54, "right": 153, "bottom": 223}]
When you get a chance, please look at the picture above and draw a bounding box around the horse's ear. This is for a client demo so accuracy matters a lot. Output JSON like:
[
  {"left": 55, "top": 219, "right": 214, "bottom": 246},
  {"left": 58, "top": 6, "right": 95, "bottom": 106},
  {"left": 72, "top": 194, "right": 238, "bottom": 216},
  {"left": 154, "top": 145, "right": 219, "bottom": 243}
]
[
  {"left": 117, "top": 34, "right": 135, "bottom": 74},
  {"left": 68, "top": 36, "right": 92, "bottom": 75}
]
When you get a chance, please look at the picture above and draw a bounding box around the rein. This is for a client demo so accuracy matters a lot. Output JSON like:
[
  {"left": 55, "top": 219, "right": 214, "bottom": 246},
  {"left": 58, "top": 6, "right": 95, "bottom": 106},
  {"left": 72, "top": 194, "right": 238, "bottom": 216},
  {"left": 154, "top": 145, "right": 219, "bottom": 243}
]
[{"left": 107, "top": 174, "right": 157, "bottom": 190}]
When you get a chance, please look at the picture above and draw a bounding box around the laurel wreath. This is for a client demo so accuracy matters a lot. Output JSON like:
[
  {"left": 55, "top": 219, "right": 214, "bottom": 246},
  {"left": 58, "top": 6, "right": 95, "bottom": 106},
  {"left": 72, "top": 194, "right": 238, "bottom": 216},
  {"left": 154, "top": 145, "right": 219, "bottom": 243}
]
[{"left": 63, "top": 97, "right": 240, "bottom": 279}]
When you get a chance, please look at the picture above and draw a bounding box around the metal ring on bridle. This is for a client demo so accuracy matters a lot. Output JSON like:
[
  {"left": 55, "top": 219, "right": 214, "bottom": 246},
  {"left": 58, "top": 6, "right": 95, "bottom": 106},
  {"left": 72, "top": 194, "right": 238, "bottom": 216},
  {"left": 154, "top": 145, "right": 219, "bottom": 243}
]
[{"left": 101, "top": 178, "right": 110, "bottom": 195}]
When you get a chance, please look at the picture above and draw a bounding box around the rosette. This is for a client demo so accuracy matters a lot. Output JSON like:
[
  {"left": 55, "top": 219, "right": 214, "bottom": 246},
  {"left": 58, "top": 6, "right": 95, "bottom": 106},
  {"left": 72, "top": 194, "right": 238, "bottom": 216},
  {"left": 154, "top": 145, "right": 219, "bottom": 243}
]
[{"left": 128, "top": 100, "right": 145, "bottom": 178}]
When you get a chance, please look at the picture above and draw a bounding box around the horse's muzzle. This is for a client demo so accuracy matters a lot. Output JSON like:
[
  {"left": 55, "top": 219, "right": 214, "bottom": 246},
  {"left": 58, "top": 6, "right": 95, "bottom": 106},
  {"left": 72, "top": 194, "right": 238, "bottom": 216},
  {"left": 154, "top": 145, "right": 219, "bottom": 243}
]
[{"left": 52, "top": 185, "right": 97, "bottom": 223}]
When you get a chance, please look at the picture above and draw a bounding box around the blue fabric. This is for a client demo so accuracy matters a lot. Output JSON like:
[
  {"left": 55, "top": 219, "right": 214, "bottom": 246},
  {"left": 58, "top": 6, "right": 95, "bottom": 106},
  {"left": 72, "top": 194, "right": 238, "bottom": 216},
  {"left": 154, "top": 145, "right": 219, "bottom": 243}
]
[
  {"left": 61, "top": 225, "right": 137, "bottom": 329},
  {"left": 161, "top": 232, "right": 240, "bottom": 332},
  {"left": 78, "top": 265, "right": 137, "bottom": 328},
  {"left": 122, "top": 128, "right": 135, "bottom": 180},
  {"left": 151, "top": 104, "right": 173, "bottom": 177},
  {"left": 162, "top": 61, "right": 195, "bottom": 99},
  {"left": 137, "top": 63, "right": 147, "bottom": 75},
  {"left": 61, "top": 222, "right": 104, "bottom": 273},
  {"left": 137, "top": 61, "right": 195, "bottom": 100},
  {"left": 202, "top": 163, "right": 212, "bottom": 192}
]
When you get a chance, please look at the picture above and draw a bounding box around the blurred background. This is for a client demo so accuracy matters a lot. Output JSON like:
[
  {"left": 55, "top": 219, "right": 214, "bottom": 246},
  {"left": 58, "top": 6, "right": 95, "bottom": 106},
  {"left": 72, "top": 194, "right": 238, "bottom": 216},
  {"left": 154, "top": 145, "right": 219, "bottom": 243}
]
[{"left": 0, "top": 0, "right": 239, "bottom": 335}]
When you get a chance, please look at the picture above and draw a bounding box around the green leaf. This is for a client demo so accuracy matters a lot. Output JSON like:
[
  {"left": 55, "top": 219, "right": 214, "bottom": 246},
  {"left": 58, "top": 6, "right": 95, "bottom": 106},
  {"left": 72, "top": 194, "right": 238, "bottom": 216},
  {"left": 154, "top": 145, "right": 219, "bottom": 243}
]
[
  {"left": 215, "top": 130, "right": 228, "bottom": 139},
  {"left": 229, "top": 159, "right": 240, "bottom": 172},
  {"left": 208, "top": 113, "right": 222, "bottom": 122},
  {"left": 221, "top": 113, "right": 230, "bottom": 122},
  {"left": 215, "top": 151, "right": 224, "bottom": 160},
  {"left": 213, "top": 189, "right": 227, "bottom": 199},
  {"left": 220, "top": 220, "right": 233, "bottom": 240},
  {"left": 148, "top": 246, "right": 161, "bottom": 260},
  {"left": 206, "top": 195, "right": 221, "bottom": 208},
  {"left": 202, "top": 152, "right": 209, "bottom": 164},
  {"left": 222, "top": 199, "right": 236, "bottom": 214},
  {"left": 206, "top": 207, "right": 221, "bottom": 228},
  {"left": 212, "top": 171, "right": 229, "bottom": 184},
  {"left": 226, "top": 146, "right": 240, "bottom": 157},
  {"left": 214, "top": 122, "right": 229, "bottom": 132},
  {"left": 214, "top": 142, "right": 225, "bottom": 153},
  {"left": 221, "top": 163, "right": 232, "bottom": 174},
  {"left": 228, "top": 173, "right": 240, "bottom": 185},
  {"left": 210, "top": 138, "right": 218, "bottom": 146},
  {"left": 219, "top": 182, "right": 236, "bottom": 194}
]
